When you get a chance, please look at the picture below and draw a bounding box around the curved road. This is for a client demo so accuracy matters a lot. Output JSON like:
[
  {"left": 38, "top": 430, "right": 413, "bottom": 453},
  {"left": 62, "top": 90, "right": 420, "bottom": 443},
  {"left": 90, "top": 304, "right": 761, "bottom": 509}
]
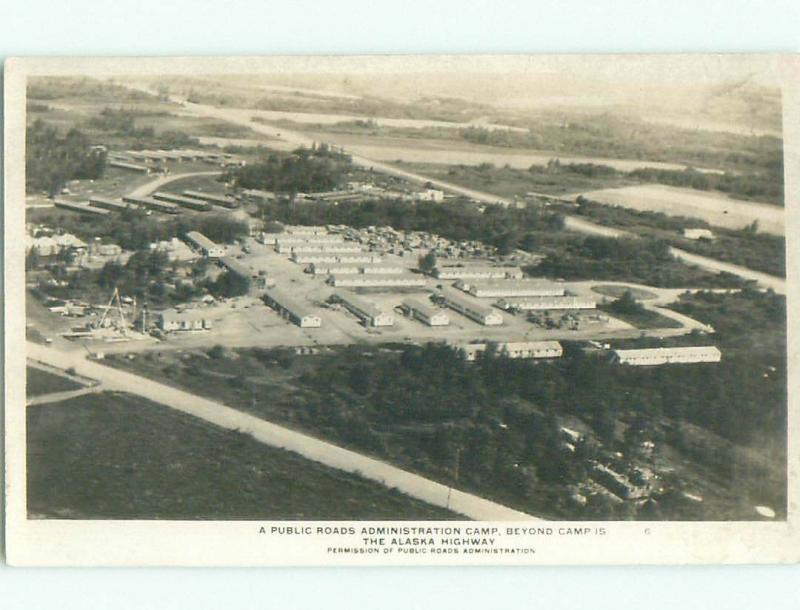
[
  {"left": 127, "top": 170, "right": 223, "bottom": 199},
  {"left": 27, "top": 342, "right": 538, "bottom": 522}
]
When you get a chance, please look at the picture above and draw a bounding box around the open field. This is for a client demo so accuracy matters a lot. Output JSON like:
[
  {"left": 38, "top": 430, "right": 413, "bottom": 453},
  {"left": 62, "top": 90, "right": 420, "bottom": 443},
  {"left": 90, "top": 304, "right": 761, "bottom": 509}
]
[
  {"left": 27, "top": 391, "right": 461, "bottom": 520},
  {"left": 581, "top": 185, "right": 784, "bottom": 235},
  {"left": 596, "top": 304, "right": 683, "bottom": 330},
  {"left": 26, "top": 366, "right": 83, "bottom": 397},
  {"left": 592, "top": 285, "right": 658, "bottom": 300}
]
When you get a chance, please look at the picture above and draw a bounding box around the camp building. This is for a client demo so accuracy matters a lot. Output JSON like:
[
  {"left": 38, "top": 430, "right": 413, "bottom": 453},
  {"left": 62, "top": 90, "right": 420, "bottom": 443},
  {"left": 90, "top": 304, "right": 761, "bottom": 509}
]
[
  {"left": 263, "top": 288, "right": 322, "bottom": 328},
  {"left": 460, "top": 340, "right": 564, "bottom": 361},
  {"left": 159, "top": 309, "right": 213, "bottom": 332},
  {"left": 334, "top": 290, "right": 394, "bottom": 327},
  {"left": 401, "top": 299, "right": 450, "bottom": 326},
  {"left": 497, "top": 295, "right": 597, "bottom": 311},
  {"left": 433, "top": 266, "right": 523, "bottom": 280},
  {"left": 611, "top": 346, "right": 722, "bottom": 366},
  {"left": 184, "top": 231, "right": 225, "bottom": 258},
  {"left": 455, "top": 278, "right": 565, "bottom": 298},
  {"left": 328, "top": 275, "right": 426, "bottom": 288},
  {"left": 440, "top": 290, "right": 503, "bottom": 326}
]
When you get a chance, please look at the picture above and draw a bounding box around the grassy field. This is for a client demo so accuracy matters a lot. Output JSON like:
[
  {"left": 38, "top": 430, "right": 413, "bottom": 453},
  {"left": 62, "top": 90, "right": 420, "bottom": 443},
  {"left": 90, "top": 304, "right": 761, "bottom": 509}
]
[
  {"left": 26, "top": 366, "right": 83, "bottom": 397},
  {"left": 27, "top": 391, "right": 461, "bottom": 520},
  {"left": 592, "top": 285, "right": 658, "bottom": 300},
  {"left": 597, "top": 304, "right": 683, "bottom": 330}
]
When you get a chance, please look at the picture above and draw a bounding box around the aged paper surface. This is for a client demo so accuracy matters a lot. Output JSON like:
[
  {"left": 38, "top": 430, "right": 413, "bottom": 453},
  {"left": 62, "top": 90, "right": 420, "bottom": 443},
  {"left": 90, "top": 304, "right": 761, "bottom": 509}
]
[{"left": 4, "top": 55, "right": 799, "bottom": 566}]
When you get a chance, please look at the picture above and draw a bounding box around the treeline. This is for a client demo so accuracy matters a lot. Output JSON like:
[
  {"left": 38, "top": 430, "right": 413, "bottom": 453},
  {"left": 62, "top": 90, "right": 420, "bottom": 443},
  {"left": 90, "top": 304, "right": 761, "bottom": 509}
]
[
  {"left": 571, "top": 198, "right": 786, "bottom": 277},
  {"left": 36, "top": 208, "right": 249, "bottom": 251},
  {"left": 460, "top": 118, "right": 783, "bottom": 177},
  {"left": 629, "top": 166, "right": 783, "bottom": 205},
  {"left": 529, "top": 235, "right": 749, "bottom": 288},
  {"left": 546, "top": 159, "right": 783, "bottom": 205},
  {"left": 26, "top": 120, "right": 107, "bottom": 196},
  {"left": 28, "top": 77, "right": 154, "bottom": 102},
  {"left": 223, "top": 145, "right": 351, "bottom": 193},
  {"left": 255, "top": 197, "right": 564, "bottom": 254}
]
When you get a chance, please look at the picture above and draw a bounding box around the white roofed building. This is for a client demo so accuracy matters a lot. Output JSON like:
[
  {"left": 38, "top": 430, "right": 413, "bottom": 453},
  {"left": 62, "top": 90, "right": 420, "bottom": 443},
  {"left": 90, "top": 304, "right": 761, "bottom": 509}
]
[{"left": 611, "top": 346, "right": 722, "bottom": 366}]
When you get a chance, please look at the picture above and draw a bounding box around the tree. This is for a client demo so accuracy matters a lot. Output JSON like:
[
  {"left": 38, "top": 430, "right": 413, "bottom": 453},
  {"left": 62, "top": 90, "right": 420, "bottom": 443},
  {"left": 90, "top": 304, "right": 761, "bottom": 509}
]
[{"left": 418, "top": 251, "right": 437, "bottom": 274}]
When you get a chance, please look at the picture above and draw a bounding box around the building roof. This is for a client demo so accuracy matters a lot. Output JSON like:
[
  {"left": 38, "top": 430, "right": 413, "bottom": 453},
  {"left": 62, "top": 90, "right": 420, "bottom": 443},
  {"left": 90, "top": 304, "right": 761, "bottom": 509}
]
[
  {"left": 613, "top": 346, "right": 721, "bottom": 359},
  {"left": 185, "top": 231, "right": 220, "bottom": 251},
  {"left": 402, "top": 298, "right": 443, "bottom": 317},
  {"left": 335, "top": 290, "right": 385, "bottom": 318},
  {"left": 263, "top": 288, "right": 317, "bottom": 319},
  {"left": 502, "top": 341, "right": 563, "bottom": 352},
  {"left": 219, "top": 256, "right": 253, "bottom": 278},
  {"left": 160, "top": 308, "right": 210, "bottom": 321},
  {"left": 440, "top": 289, "right": 497, "bottom": 315}
]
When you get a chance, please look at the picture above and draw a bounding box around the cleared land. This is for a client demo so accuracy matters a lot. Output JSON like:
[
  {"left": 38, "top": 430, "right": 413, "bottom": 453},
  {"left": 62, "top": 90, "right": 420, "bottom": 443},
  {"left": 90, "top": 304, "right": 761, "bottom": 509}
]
[
  {"left": 27, "top": 391, "right": 461, "bottom": 520},
  {"left": 581, "top": 185, "right": 784, "bottom": 235}
]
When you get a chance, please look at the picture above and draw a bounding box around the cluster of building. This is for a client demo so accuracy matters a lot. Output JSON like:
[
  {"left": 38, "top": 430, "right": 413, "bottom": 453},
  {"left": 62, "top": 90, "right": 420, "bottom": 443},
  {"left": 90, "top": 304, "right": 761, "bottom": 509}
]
[
  {"left": 340, "top": 225, "right": 494, "bottom": 259},
  {"left": 26, "top": 230, "right": 88, "bottom": 257},
  {"left": 159, "top": 308, "right": 214, "bottom": 332}
]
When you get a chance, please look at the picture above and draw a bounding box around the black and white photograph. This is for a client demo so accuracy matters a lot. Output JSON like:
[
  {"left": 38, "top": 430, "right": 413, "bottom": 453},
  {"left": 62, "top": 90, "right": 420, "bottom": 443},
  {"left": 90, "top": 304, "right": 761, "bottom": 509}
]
[{"left": 4, "top": 54, "right": 799, "bottom": 566}]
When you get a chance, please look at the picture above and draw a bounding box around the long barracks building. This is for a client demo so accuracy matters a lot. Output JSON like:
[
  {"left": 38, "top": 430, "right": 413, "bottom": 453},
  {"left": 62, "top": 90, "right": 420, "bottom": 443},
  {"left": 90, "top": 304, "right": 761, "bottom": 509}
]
[
  {"left": 496, "top": 296, "right": 597, "bottom": 311},
  {"left": 454, "top": 278, "right": 565, "bottom": 298},
  {"left": 334, "top": 290, "right": 394, "bottom": 327},
  {"left": 611, "top": 346, "right": 721, "bottom": 366},
  {"left": 152, "top": 191, "right": 212, "bottom": 211},
  {"left": 440, "top": 289, "right": 503, "bottom": 326},
  {"left": 184, "top": 231, "right": 225, "bottom": 258},
  {"left": 122, "top": 195, "right": 180, "bottom": 215},
  {"left": 459, "top": 341, "right": 564, "bottom": 361},
  {"left": 401, "top": 299, "right": 450, "bottom": 326},
  {"left": 328, "top": 275, "right": 426, "bottom": 288},
  {"left": 293, "top": 253, "right": 381, "bottom": 265},
  {"left": 182, "top": 190, "right": 239, "bottom": 209},
  {"left": 263, "top": 288, "right": 322, "bottom": 328},
  {"left": 88, "top": 196, "right": 134, "bottom": 212},
  {"left": 433, "top": 266, "right": 523, "bottom": 280}
]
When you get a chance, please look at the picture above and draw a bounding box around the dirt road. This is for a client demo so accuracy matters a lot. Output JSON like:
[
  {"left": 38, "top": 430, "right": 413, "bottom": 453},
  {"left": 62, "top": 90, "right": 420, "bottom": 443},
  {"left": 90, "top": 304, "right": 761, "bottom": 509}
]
[{"left": 127, "top": 170, "right": 223, "bottom": 199}]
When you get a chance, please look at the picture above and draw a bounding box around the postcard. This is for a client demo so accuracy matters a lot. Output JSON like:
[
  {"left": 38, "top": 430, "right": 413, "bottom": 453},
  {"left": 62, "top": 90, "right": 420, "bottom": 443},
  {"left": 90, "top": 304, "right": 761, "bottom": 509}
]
[{"left": 4, "top": 54, "right": 799, "bottom": 565}]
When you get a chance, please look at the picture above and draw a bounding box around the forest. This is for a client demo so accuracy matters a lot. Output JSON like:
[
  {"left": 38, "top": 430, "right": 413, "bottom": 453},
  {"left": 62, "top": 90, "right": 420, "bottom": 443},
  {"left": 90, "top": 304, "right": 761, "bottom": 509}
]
[
  {"left": 26, "top": 120, "right": 107, "bottom": 196},
  {"left": 529, "top": 235, "right": 750, "bottom": 288},
  {"left": 223, "top": 145, "right": 352, "bottom": 194},
  {"left": 32, "top": 208, "right": 250, "bottom": 252}
]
